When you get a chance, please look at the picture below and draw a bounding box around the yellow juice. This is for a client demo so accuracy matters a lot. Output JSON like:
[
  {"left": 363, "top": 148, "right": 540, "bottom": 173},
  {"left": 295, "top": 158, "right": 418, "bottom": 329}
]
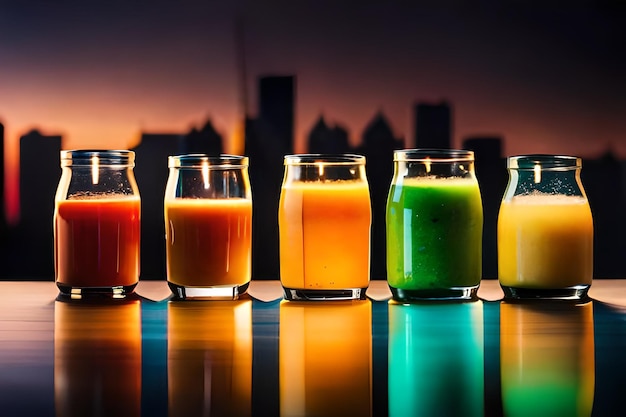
[
  {"left": 279, "top": 180, "right": 371, "bottom": 290},
  {"left": 498, "top": 194, "right": 593, "bottom": 288}
]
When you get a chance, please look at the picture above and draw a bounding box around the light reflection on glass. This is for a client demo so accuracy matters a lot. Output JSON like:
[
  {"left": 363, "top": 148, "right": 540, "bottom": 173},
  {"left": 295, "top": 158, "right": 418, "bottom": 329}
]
[
  {"left": 279, "top": 300, "right": 372, "bottom": 417},
  {"left": 54, "top": 296, "right": 142, "bottom": 417},
  {"left": 500, "top": 300, "right": 595, "bottom": 417},
  {"left": 167, "top": 298, "right": 252, "bottom": 417},
  {"left": 388, "top": 300, "right": 484, "bottom": 417}
]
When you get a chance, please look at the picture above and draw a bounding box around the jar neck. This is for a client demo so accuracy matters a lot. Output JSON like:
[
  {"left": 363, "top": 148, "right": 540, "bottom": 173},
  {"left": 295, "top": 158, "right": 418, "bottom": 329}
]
[
  {"left": 392, "top": 149, "right": 475, "bottom": 178},
  {"left": 394, "top": 149, "right": 474, "bottom": 162},
  {"left": 507, "top": 154, "right": 581, "bottom": 171},
  {"left": 283, "top": 153, "right": 365, "bottom": 166},
  {"left": 168, "top": 154, "right": 248, "bottom": 169},
  {"left": 60, "top": 150, "right": 135, "bottom": 167},
  {"left": 504, "top": 155, "right": 586, "bottom": 199}
]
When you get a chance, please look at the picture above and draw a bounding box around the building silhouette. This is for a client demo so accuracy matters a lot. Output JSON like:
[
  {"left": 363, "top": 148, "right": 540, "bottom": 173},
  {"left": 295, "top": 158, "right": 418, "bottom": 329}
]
[
  {"left": 414, "top": 101, "right": 452, "bottom": 149},
  {"left": 133, "top": 133, "right": 183, "bottom": 279},
  {"left": 0, "top": 122, "right": 5, "bottom": 237},
  {"left": 582, "top": 151, "right": 625, "bottom": 278},
  {"left": 462, "top": 136, "right": 507, "bottom": 279},
  {"left": 307, "top": 116, "right": 351, "bottom": 154},
  {"left": 179, "top": 119, "right": 223, "bottom": 155},
  {"left": 15, "top": 129, "right": 62, "bottom": 277},
  {"left": 245, "top": 75, "right": 296, "bottom": 279},
  {"left": 355, "top": 111, "right": 404, "bottom": 279}
]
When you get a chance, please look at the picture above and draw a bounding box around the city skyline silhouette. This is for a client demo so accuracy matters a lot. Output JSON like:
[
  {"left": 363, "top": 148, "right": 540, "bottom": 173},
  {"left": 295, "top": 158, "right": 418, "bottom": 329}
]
[{"left": 1, "top": 73, "right": 626, "bottom": 280}]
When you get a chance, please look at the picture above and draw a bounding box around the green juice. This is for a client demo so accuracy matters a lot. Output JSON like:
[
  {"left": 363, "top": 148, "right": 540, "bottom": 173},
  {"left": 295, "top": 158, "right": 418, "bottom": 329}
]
[{"left": 386, "top": 177, "right": 483, "bottom": 291}]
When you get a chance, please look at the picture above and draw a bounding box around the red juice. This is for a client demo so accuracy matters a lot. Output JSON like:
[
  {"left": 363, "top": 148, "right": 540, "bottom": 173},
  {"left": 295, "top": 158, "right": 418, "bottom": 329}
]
[{"left": 54, "top": 197, "right": 141, "bottom": 288}]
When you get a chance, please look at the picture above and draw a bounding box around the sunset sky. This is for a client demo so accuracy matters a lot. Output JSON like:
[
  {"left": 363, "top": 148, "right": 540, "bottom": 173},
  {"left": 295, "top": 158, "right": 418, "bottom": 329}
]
[{"left": 1, "top": 0, "right": 625, "bottom": 222}]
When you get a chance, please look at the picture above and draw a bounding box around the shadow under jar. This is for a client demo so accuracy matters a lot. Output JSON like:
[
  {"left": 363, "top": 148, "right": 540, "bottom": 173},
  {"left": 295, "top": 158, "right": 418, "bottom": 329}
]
[
  {"left": 278, "top": 154, "right": 371, "bottom": 301},
  {"left": 497, "top": 154, "right": 593, "bottom": 300},
  {"left": 164, "top": 154, "right": 252, "bottom": 300}
]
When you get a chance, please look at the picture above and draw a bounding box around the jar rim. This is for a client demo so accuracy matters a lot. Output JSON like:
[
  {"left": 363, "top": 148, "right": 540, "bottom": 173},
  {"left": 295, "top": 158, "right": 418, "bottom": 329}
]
[
  {"left": 284, "top": 153, "right": 365, "bottom": 165},
  {"left": 393, "top": 149, "right": 474, "bottom": 162},
  {"left": 60, "top": 149, "right": 135, "bottom": 166},
  {"left": 508, "top": 154, "right": 581, "bottom": 170},
  {"left": 168, "top": 154, "right": 249, "bottom": 168}
]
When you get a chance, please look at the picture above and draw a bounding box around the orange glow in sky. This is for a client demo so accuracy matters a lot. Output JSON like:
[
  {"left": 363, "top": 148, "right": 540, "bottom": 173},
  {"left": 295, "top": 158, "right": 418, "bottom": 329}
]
[{"left": 1, "top": 1, "right": 625, "bottom": 225}]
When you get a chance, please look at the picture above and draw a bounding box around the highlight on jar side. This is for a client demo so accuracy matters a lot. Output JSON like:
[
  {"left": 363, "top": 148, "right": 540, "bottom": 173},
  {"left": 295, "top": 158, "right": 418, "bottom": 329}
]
[
  {"left": 54, "top": 150, "right": 141, "bottom": 297},
  {"left": 497, "top": 154, "right": 593, "bottom": 300},
  {"left": 164, "top": 154, "right": 252, "bottom": 300},
  {"left": 278, "top": 154, "right": 372, "bottom": 301},
  {"left": 386, "top": 149, "right": 483, "bottom": 301}
]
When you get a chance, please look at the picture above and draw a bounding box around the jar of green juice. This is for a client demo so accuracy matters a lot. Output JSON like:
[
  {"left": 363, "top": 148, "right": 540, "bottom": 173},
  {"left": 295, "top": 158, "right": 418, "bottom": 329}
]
[{"left": 386, "top": 149, "right": 483, "bottom": 301}]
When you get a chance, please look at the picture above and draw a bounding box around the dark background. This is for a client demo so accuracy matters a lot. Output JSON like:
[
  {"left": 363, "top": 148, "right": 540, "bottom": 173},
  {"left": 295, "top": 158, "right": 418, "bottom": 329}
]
[{"left": 0, "top": 1, "right": 625, "bottom": 280}]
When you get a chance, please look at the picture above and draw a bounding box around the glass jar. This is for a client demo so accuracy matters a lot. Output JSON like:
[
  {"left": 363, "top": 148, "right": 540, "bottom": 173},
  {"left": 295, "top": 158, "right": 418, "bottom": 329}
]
[
  {"left": 54, "top": 150, "right": 141, "bottom": 297},
  {"left": 386, "top": 149, "right": 483, "bottom": 301},
  {"left": 164, "top": 154, "right": 252, "bottom": 300},
  {"left": 279, "top": 154, "right": 371, "bottom": 301},
  {"left": 497, "top": 155, "right": 593, "bottom": 299}
]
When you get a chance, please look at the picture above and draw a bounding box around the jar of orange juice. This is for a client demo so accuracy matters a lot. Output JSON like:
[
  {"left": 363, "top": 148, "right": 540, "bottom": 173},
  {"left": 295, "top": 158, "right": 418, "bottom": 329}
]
[
  {"left": 497, "top": 155, "right": 593, "bottom": 300},
  {"left": 54, "top": 150, "right": 141, "bottom": 297}
]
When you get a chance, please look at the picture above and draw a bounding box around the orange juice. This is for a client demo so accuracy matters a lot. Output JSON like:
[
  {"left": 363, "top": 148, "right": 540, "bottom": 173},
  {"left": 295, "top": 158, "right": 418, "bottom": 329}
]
[
  {"left": 165, "top": 198, "right": 252, "bottom": 287},
  {"left": 55, "top": 197, "right": 140, "bottom": 289},
  {"left": 498, "top": 194, "right": 593, "bottom": 288},
  {"left": 279, "top": 180, "right": 371, "bottom": 290}
]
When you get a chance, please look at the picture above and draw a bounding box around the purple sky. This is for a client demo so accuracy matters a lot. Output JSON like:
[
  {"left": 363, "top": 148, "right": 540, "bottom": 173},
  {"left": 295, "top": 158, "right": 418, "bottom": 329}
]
[{"left": 1, "top": 0, "right": 625, "bottom": 220}]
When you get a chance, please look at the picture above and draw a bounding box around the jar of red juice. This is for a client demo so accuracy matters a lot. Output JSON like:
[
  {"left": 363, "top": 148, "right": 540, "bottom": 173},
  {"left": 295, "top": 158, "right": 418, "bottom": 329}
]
[{"left": 54, "top": 150, "right": 141, "bottom": 297}]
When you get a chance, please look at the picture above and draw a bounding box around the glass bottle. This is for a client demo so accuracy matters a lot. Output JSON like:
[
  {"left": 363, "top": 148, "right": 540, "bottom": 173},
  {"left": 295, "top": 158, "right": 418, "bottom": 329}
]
[
  {"left": 279, "top": 154, "right": 371, "bottom": 301},
  {"left": 497, "top": 154, "right": 593, "bottom": 299},
  {"left": 54, "top": 150, "right": 141, "bottom": 297},
  {"left": 386, "top": 149, "right": 483, "bottom": 301},
  {"left": 164, "top": 154, "right": 252, "bottom": 300}
]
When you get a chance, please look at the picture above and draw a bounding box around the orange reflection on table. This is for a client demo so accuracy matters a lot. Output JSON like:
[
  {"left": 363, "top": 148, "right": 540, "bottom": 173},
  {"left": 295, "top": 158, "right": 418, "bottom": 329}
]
[
  {"left": 500, "top": 300, "right": 595, "bottom": 417},
  {"left": 279, "top": 300, "right": 372, "bottom": 417},
  {"left": 54, "top": 297, "right": 142, "bottom": 417},
  {"left": 167, "top": 298, "right": 252, "bottom": 417}
]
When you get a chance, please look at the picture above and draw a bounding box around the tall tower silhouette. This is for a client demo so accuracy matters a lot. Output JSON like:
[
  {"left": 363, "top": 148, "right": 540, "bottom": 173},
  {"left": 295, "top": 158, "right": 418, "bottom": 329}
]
[
  {"left": 462, "top": 136, "right": 507, "bottom": 278},
  {"left": 245, "top": 75, "right": 296, "bottom": 279},
  {"left": 0, "top": 122, "right": 5, "bottom": 236},
  {"left": 18, "top": 129, "right": 62, "bottom": 277},
  {"left": 355, "top": 111, "right": 404, "bottom": 279},
  {"left": 133, "top": 133, "right": 183, "bottom": 279},
  {"left": 414, "top": 101, "right": 452, "bottom": 149}
]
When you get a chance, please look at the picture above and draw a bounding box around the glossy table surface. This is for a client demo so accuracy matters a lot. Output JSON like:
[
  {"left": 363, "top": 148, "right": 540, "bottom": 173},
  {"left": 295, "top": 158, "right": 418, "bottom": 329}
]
[{"left": 1, "top": 279, "right": 625, "bottom": 417}]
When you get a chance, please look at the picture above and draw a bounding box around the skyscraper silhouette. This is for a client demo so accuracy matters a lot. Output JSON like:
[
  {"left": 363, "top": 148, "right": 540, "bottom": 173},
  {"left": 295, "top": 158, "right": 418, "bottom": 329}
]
[
  {"left": 18, "top": 129, "right": 62, "bottom": 277},
  {"left": 582, "top": 151, "right": 625, "bottom": 278},
  {"left": 414, "top": 101, "right": 452, "bottom": 149},
  {"left": 0, "top": 122, "right": 5, "bottom": 237},
  {"left": 133, "top": 133, "right": 183, "bottom": 279},
  {"left": 355, "top": 111, "right": 404, "bottom": 279},
  {"left": 462, "top": 136, "right": 507, "bottom": 278},
  {"left": 245, "top": 75, "right": 296, "bottom": 279}
]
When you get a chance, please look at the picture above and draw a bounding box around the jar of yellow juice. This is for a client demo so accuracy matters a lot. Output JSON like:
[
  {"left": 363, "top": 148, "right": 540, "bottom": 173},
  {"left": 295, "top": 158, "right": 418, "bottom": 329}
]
[{"left": 497, "top": 155, "right": 593, "bottom": 300}]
